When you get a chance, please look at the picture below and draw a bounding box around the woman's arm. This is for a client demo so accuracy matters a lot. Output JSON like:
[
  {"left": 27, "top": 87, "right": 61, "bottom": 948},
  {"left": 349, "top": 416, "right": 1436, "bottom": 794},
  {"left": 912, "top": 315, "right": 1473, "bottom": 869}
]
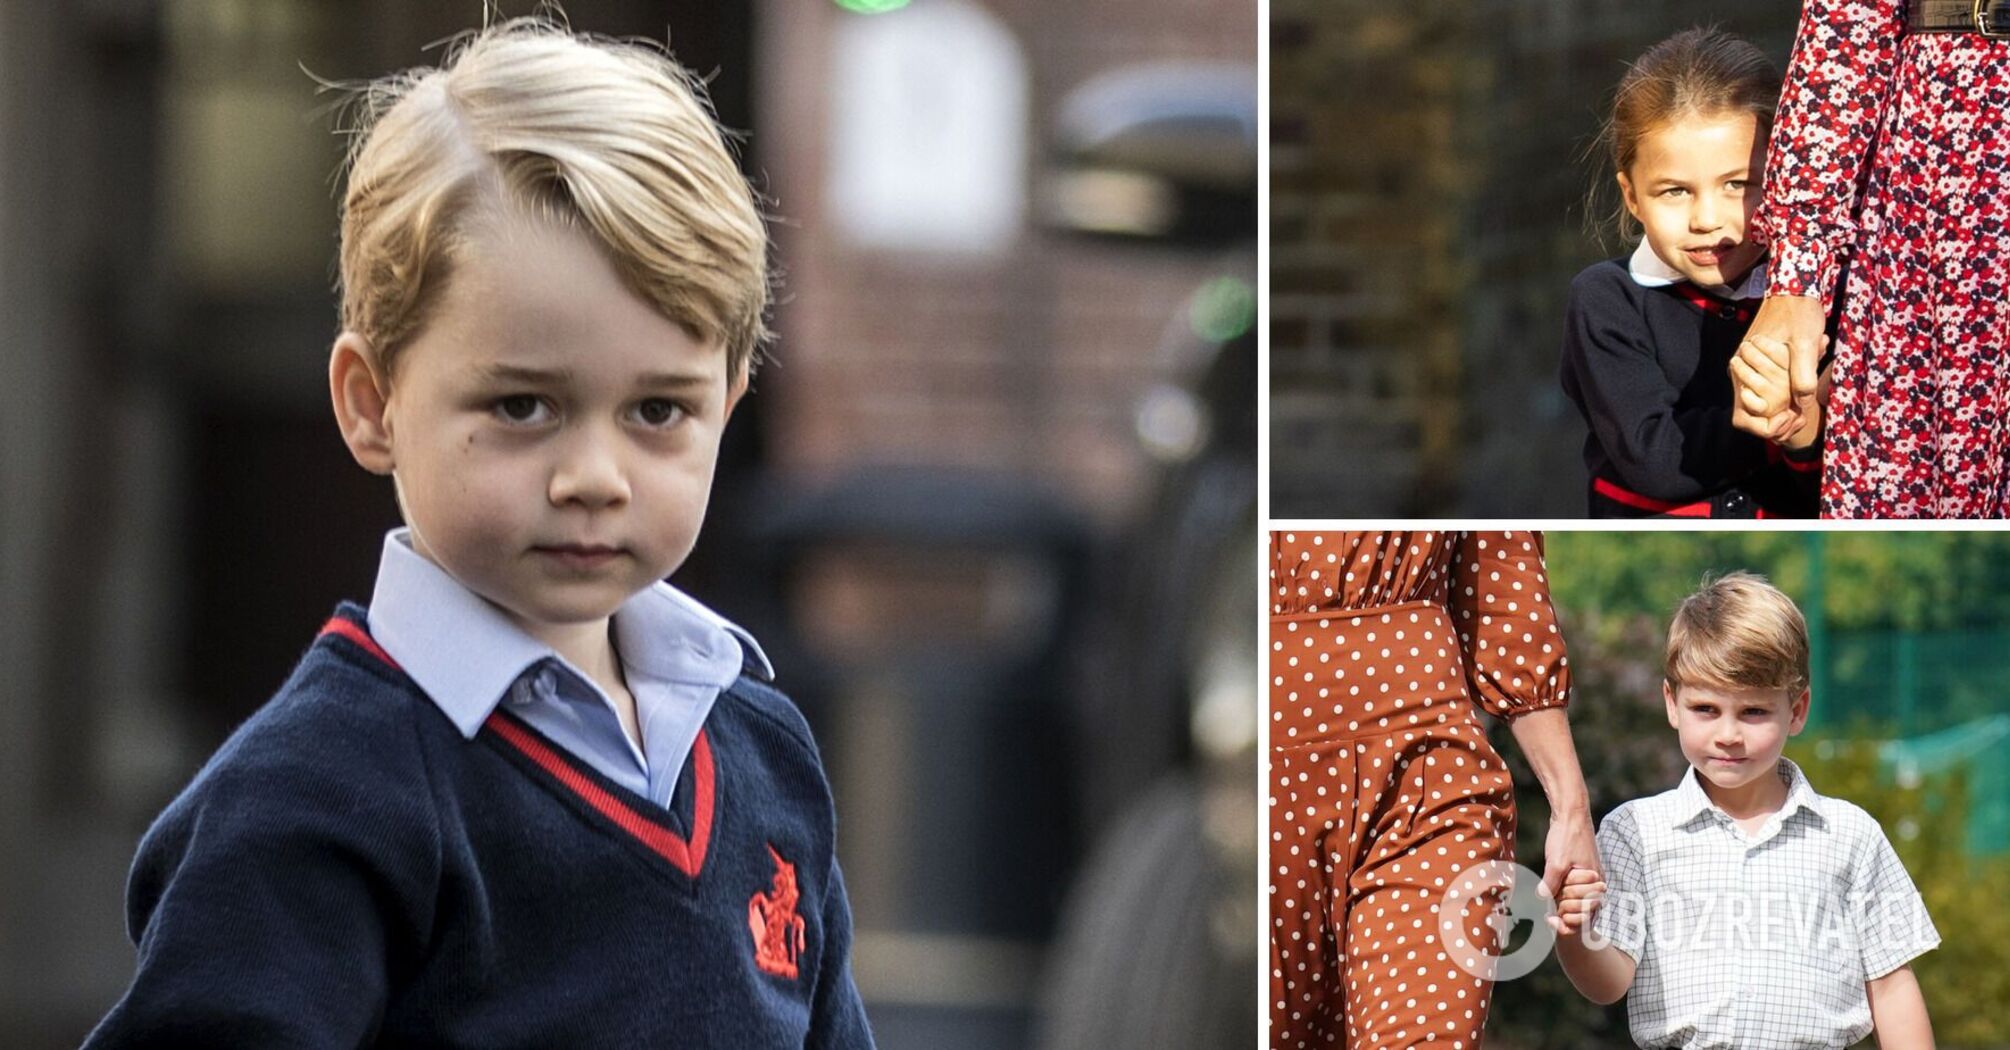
[
  {"left": 1866, "top": 965, "right": 1935, "bottom": 1049},
  {"left": 1447, "top": 533, "right": 1598, "bottom": 898},
  {"left": 1507, "top": 708, "right": 1596, "bottom": 900},
  {"left": 1749, "top": 0, "right": 1905, "bottom": 398}
]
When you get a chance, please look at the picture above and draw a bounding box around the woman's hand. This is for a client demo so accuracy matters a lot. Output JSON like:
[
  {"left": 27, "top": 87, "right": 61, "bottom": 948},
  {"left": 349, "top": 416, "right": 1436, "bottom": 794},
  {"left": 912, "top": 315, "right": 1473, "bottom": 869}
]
[
  {"left": 1540, "top": 802, "right": 1600, "bottom": 933},
  {"left": 1743, "top": 294, "right": 1828, "bottom": 435}
]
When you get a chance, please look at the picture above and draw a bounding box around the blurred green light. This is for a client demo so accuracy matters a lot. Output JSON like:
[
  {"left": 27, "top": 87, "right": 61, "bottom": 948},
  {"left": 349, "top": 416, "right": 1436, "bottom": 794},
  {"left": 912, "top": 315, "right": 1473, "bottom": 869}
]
[
  {"left": 834, "top": 0, "right": 912, "bottom": 12},
  {"left": 1189, "top": 275, "right": 1255, "bottom": 343}
]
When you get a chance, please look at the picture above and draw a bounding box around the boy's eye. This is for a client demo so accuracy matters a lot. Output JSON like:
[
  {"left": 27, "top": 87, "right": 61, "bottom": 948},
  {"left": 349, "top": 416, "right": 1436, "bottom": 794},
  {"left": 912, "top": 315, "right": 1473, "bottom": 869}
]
[
  {"left": 634, "top": 398, "right": 686, "bottom": 427},
  {"left": 493, "top": 395, "right": 551, "bottom": 425},
  {"left": 1727, "top": 180, "right": 1750, "bottom": 191}
]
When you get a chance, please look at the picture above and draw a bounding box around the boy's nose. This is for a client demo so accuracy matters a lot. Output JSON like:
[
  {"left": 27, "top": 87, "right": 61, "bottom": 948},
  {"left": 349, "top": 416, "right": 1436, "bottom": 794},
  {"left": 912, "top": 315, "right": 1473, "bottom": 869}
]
[{"left": 549, "top": 432, "right": 631, "bottom": 508}]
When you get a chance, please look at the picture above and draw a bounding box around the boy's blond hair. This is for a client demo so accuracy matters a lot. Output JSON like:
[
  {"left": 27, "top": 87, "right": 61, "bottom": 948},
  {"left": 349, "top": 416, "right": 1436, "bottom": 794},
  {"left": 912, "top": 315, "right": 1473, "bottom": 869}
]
[
  {"left": 1665, "top": 571, "right": 1810, "bottom": 694},
  {"left": 335, "top": 16, "right": 769, "bottom": 380}
]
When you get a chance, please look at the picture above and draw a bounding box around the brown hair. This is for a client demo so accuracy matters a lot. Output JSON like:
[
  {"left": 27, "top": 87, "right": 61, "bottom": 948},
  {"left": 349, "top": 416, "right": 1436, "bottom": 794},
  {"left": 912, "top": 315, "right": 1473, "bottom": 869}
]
[
  {"left": 333, "top": 15, "right": 770, "bottom": 381},
  {"left": 1587, "top": 27, "right": 1780, "bottom": 242},
  {"left": 1665, "top": 571, "right": 1810, "bottom": 694}
]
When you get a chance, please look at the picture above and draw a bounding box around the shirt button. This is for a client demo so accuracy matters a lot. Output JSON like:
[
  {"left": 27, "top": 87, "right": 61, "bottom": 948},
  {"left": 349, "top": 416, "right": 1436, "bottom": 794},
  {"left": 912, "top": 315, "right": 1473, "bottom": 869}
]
[{"left": 1720, "top": 306, "right": 1738, "bottom": 320}]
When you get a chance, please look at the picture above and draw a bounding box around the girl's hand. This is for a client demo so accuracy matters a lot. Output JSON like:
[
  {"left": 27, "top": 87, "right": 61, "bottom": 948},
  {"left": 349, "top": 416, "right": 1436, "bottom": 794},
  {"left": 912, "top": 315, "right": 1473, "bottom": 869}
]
[
  {"left": 1553, "top": 867, "right": 1605, "bottom": 937},
  {"left": 1732, "top": 334, "right": 1827, "bottom": 448},
  {"left": 1731, "top": 333, "right": 1797, "bottom": 436}
]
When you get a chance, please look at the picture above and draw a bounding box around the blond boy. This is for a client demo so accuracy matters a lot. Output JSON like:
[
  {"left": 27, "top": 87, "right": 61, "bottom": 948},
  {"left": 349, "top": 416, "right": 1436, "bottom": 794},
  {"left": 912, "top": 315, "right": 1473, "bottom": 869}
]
[
  {"left": 1554, "top": 572, "right": 1937, "bottom": 1049},
  {"left": 86, "top": 21, "right": 872, "bottom": 1048}
]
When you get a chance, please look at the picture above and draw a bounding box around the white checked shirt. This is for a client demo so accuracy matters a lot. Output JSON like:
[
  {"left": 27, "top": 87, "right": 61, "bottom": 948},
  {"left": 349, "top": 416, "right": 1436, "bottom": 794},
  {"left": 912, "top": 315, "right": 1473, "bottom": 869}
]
[{"left": 1591, "top": 758, "right": 1939, "bottom": 1049}]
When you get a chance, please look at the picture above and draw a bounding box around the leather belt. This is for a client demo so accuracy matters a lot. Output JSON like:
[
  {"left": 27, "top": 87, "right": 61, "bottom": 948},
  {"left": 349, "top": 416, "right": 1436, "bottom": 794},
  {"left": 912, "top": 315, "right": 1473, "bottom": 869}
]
[{"left": 1907, "top": 0, "right": 2010, "bottom": 35}]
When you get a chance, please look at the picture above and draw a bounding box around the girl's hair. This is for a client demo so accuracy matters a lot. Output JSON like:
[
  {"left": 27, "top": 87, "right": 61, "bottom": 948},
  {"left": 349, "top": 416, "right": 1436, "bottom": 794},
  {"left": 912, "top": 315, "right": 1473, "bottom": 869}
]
[
  {"left": 1587, "top": 27, "right": 1780, "bottom": 242},
  {"left": 332, "top": 13, "right": 771, "bottom": 380}
]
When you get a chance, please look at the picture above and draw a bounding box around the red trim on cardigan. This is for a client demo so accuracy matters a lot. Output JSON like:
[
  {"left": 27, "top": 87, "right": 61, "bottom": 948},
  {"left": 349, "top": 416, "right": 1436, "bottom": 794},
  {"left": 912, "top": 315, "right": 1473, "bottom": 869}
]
[
  {"left": 1593, "top": 477, "right": 1714, "bottom": 516},
  {"left": 319, "top": 617, "right": 404, "bottom": 672},
  {"left": 486, "top": 712, "right": 715, "bottom": 879},
  {"left": 1592, "top": 478, "right": 1779, "bottom": 519},
  {"left": 1668, "top": 281, "right": 1759, "bottom": 323}
]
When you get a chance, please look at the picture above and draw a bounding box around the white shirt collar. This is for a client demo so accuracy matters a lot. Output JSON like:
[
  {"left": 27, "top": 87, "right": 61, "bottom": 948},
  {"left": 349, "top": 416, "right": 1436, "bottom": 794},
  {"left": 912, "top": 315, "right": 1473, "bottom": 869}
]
[
  {"left": 1627, "top": 238, "right": 1769, "bottom": 300},
  {"left": 1670, "top": 756, "right": 1828, "bottom": 832},
  {"left": 365, "top": 528, "right": 772, "bottom": 739}
]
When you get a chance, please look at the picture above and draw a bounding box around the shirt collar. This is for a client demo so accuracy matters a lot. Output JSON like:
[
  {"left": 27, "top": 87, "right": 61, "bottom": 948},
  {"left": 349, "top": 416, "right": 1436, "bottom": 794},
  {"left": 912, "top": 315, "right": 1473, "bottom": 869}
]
[
  {"left": 1627, "top": 238, "right": 1769, "bottom": 301},
  {"left": 366, "top": 528, "right": 772, "bottom": 739},
  {"left": 1670, "top": 756, "right": 1828, "bottom": 830}
]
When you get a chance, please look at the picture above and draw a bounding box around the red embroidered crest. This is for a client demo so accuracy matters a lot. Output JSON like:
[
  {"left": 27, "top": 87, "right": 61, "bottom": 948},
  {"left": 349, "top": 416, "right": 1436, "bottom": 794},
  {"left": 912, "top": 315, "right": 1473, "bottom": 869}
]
[{"left": 748, "top": 844, "right": 807, "bottom": 979}]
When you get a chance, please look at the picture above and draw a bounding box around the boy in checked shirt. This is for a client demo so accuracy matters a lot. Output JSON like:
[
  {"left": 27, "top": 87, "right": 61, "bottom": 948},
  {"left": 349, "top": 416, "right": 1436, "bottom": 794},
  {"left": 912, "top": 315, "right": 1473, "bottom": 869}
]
[{"left": 1553, "top": 573, "right": 1937, "bottom": 1048}]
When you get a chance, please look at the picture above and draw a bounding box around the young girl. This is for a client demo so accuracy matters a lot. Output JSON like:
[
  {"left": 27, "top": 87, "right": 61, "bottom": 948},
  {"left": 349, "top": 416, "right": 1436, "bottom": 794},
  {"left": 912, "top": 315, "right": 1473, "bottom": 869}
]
[{"left": 1560, "top": 28, "right": 1823, "bottom": 518}]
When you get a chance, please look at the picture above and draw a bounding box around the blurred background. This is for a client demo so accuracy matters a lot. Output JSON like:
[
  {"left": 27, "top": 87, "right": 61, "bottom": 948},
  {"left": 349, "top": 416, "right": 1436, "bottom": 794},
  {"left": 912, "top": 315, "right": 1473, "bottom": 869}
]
[
  {"left": 1268, "top": 1, "right": 1803, "bottom": 516},
  {"left": 1479, "top": 531, "right": 2010, "bottom": 1048},
  {"left": 0, "top": 1, "right": 1256, "bottom": 1046}
]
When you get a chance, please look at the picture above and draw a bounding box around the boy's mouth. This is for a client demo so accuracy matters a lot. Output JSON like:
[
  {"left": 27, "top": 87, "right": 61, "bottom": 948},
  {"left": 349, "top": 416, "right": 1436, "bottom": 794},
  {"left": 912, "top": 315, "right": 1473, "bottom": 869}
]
[{"left": 533, "top": 543, "right": 625, "bottom": 569}]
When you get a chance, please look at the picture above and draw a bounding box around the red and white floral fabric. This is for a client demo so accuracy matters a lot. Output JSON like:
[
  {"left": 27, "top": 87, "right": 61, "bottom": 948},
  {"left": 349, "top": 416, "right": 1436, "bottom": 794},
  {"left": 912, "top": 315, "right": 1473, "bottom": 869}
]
[{"left": 1754, "top": 0, "right": 2010, "bottom": 517}]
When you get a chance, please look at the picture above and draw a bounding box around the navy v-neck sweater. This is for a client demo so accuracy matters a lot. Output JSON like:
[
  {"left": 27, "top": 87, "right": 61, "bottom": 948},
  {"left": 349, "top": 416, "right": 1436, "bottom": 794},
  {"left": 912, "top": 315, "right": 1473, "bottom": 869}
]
[
  {"left": 85, "top": 604, "right": 874, "bottom": 1049},
  {"left": 1559, "top": 257, "right": 1821, "bottom": 518}
]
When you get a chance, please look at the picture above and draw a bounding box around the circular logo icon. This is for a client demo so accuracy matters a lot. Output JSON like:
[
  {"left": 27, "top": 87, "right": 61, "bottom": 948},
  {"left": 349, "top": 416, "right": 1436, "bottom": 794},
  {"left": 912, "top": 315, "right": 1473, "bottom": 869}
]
[{"left": 1435, "top": 860, "right": 1555, "bottom": 982}]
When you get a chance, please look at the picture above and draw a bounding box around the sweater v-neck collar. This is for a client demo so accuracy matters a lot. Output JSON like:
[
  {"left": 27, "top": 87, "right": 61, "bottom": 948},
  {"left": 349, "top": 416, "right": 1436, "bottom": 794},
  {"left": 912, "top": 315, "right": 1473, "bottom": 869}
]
[{"left": 317, "top": 608, "right": 719, "bottom": 882}]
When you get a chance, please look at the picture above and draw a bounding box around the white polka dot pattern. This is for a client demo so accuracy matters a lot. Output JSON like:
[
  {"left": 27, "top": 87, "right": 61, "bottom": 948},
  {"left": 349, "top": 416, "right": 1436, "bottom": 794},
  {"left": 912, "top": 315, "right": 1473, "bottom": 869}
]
[
  {"left": 1268, "top": 531, "right": 1572, "bottom": 721},
  {"left": 1267, "top": 532, "right": 1570, "bottom": 1048}
]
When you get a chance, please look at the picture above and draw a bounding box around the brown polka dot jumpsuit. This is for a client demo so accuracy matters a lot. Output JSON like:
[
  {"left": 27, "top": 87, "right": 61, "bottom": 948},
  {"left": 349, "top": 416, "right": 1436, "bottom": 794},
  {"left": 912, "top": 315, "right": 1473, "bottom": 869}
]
[{"left": 1268, "top": 531, "right": 1571, "bottom": 1049}]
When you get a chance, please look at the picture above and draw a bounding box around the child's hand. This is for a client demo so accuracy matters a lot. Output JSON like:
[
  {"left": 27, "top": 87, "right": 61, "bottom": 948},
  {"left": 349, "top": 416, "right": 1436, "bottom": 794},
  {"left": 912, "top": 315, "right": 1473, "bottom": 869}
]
[
  {"left": 1551, "top": 865, "right": 1605, "bottom": 938},
  {"left": 1730, "top": 334, "right": 1825, "bottom": 449}
]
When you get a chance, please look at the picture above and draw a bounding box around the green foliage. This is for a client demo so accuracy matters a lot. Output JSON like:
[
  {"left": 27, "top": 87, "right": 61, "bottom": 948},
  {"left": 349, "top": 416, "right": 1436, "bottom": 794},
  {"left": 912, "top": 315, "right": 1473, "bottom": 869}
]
[
  {"left": 1791, "top": 740, "right": 2010, "bottom": 1048},
  {"left": 1545, "top": 531, "right": 2010, "bottom": 633}
]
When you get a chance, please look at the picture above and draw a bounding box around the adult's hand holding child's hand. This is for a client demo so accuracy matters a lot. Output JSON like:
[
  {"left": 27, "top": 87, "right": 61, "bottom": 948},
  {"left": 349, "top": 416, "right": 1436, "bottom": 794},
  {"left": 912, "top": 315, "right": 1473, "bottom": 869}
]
[
  {"left": 1540, "top": 805, "right": 1600, "bottom": 934},
  {"left": 1552, "top": 867, "right": 1606, "bottom": 938},
  {"left": 1731, "top": 332, "right": 1829, "bottom": 449},
  {"left": 1741, "top": 294, "right": 1827, "bottom": 429}
]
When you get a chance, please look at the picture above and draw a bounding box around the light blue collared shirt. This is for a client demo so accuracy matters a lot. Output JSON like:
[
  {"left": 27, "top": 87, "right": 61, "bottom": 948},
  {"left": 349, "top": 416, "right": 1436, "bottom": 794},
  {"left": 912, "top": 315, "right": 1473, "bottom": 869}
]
[{"left": 366, "top": 529, "right": 772, "bottom": 807}]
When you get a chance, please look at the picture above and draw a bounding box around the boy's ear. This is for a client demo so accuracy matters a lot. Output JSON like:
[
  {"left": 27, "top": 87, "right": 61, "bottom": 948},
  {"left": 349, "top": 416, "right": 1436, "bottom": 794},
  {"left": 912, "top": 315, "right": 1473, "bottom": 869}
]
[
  {"left": 1663, "top": 680, "right": 1680, "bottom": 729},
  {"left": 1616, "top": 171, "right": 1641, "bottom": 222},
  {"left": 722, "top": 368, "right": 750, "bottom": 423},
  {"left": 1788, "top": 687, "right": 1811, "bottom": 735},
  {"left": 330, "top": 332, "right": 396, "bottom": 476}
]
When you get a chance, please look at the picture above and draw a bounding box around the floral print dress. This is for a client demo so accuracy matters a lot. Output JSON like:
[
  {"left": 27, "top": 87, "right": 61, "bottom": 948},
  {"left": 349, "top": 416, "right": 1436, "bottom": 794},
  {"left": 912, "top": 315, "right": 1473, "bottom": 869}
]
[{"left": 1753, "top": 0, "right": 2010, "bottom": 517}]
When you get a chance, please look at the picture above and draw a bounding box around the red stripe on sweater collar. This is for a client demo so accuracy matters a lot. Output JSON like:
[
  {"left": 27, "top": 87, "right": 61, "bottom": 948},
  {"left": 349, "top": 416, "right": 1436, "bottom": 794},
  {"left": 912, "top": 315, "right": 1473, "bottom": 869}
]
[
  {"left": 486, "top": 711, "right": 715, "bottom": 878},
  {"left": 319, "top": 613, "right": 714, "bottom": 879}
]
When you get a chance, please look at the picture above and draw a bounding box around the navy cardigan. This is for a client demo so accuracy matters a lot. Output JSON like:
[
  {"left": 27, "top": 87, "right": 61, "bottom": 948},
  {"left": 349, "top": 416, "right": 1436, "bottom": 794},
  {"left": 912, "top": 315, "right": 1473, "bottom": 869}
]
[
  {"left": 1559, "top": 257, "right": 1822, "bottom": 518},
  {"left": 85, "top": 604, "right": 874, "bottom": 1049}
]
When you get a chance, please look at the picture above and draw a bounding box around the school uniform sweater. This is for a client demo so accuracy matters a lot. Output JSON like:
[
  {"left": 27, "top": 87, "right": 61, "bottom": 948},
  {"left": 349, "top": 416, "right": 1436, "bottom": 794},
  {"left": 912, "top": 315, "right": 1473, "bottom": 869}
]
[
  {"left": 1559, "top": 256, "right": 1821, "bottom": 518},
  {"left": 84, "top": 604, "right": 874, "bottom": 1050}
]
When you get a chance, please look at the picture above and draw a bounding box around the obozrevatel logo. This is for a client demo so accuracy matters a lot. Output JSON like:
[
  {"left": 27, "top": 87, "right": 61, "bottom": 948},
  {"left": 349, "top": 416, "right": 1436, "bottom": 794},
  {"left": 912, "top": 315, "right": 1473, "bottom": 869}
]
[{"left": 1435, "top": 861, "right": 1556, "bottom": 982}]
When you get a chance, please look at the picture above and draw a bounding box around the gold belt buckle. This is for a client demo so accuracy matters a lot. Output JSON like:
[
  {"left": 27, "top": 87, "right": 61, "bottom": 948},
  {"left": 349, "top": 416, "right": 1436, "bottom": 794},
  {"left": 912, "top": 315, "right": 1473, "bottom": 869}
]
[{"left": 1978, "top": 0, "right": 2010, "bottom": 37}]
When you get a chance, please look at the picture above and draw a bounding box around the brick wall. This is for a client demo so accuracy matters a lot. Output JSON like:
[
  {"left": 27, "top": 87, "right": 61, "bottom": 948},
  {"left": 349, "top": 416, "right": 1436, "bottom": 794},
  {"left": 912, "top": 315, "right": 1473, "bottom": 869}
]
[{"left": 760, "top": 0, "right": 1256, "bottom": 524}]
